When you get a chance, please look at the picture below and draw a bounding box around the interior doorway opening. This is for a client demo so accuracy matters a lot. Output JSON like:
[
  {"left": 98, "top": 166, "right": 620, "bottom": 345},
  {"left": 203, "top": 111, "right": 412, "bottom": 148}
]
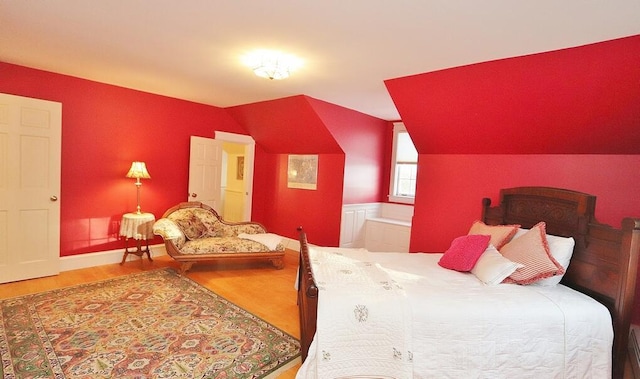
[{"left": 215, "top": 132, "right": 255, "bottom": 222}]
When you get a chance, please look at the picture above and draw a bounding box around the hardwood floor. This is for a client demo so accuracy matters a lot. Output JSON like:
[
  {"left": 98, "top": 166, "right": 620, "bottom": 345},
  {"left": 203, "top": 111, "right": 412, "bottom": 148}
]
[
  {"left": 0, "top": 250, "right": 302, "bottom": 378},
  {"left": 2, "top": 250, "right": 635, "bottom": 379}
]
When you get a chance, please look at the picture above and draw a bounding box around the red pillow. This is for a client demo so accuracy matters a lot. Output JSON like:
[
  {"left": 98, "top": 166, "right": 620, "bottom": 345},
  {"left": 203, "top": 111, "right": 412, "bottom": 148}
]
[{"left": 439, "top": 234, "right": 491, "bottom": 272}]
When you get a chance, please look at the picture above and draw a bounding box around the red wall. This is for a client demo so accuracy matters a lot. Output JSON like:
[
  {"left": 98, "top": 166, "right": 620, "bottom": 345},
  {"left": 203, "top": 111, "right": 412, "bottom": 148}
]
[
  {"left": 251, "top": 150, "right": 345, "bottom": 246},
  {"left": 411, "top": 155, "right": 640, "bottom": 252},
  {"left": 0, "top": 62, "right": 248, "bottom": 256},
  {"left": 308, "top": 97, "right": 390, "bottom": 204}
]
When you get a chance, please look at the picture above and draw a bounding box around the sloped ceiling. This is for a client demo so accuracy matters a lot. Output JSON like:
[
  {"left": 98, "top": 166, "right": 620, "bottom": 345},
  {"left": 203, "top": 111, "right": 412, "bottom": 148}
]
[
  {"left": 226, "top": 95, "right": 342, "bottom": 154},
  {"left": 385, "top": 35, "right": 640, "bottom": 154}
]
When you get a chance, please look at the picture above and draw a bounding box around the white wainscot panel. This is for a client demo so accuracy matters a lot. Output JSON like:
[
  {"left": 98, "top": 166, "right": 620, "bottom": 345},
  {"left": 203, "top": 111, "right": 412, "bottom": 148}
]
[
  {"left": 340, "top": 203, "right": 381, "bottom": 248},
  {"left": 365, "top": 218, "right": 411, "bottom": 252}
]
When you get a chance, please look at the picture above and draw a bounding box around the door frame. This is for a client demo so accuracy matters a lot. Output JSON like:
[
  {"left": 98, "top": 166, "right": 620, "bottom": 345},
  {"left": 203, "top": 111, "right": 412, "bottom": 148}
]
[{"left": 214, "top": 131, "right": 255, "bottom": 221}]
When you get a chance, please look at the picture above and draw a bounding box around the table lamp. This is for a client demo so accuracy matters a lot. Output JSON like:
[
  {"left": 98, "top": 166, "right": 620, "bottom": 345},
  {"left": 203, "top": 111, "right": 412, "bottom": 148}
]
[{"left": 126, "top": 161, "right": 151, "bottom": 214}]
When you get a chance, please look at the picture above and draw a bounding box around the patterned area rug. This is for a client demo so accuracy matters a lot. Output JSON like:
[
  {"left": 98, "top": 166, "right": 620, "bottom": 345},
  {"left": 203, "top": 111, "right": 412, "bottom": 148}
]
[{"left": 0, "top": 268, "right": 300, "bottom": 378}]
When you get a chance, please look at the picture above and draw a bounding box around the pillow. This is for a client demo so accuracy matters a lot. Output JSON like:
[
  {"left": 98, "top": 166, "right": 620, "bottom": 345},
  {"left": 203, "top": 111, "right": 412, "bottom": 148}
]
[
  {"left": 471, "top": 244, "right": 523, "bottom": 285},
  {"left": 171, "top": 210, "right": 208, "bottom": 240},
  {"left": 438, "top": 234, "right": 491, "bottom": 272},
  {"left": 511, "top": 228, "right": 575, "bottom": 286},
  {"left": 468, "top": 221, "right": 520, "bottom": 249},
  {"left": 500, "top": 222, "right": 565, "bottom": 285}
]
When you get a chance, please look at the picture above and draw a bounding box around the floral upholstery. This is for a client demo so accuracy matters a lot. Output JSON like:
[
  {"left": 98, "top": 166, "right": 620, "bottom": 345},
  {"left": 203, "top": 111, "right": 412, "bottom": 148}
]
[
  {"left": 171, "top": 209, "right": 208, "bottom": 240},
  {"left": 153, "top": 203, "right": 285, "bottom": 257},
  {"left": 152, "top": 218, "right": 186, "bottom": 248},
  {"left": 180, "top": 237, "right": 280, "bottom": 255}
]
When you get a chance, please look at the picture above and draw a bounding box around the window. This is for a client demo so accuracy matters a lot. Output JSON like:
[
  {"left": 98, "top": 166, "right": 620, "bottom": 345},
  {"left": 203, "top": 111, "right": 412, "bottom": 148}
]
[{"left": 389, "top": 122, "right": 417, "bottom": 204}]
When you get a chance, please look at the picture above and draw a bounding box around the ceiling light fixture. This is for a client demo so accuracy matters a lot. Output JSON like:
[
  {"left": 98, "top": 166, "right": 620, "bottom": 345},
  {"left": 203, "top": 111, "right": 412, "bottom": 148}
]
[{"left": 242, "top": 49, "right": 302, "bottom": 80}]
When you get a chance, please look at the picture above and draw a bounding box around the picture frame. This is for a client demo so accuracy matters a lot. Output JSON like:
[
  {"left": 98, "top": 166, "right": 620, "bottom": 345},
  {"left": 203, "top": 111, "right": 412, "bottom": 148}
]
[
  {"left": 287, "top": 154, "right": 318, "bottom": 190},
  {"left": 236, "top": 156, "right": 244, "bottom": 180}
]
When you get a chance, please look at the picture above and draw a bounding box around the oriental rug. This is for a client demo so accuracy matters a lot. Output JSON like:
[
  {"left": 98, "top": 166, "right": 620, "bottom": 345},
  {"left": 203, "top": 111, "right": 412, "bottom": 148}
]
[{"left": 0, "top": 268, "right": 300, "bottom": 378}]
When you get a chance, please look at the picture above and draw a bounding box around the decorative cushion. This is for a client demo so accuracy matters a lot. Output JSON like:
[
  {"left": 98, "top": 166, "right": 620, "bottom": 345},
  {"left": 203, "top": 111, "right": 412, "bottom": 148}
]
[
  {"left": 193, "top": 209, "right": 226, "bottom": 237},
  {"left": 500, "top": 222, "right": 565, "bottom": 285},
  {"left": 511, "top": 228, "right": 575, "bottom": 286},
  {"left": 468, "top": 221, "right": 520, "bottom": 249},
  {"left": 471, "top": 244, "right": 523, "bottom": 285},
  {"left": 438, "top": 234, "right": 491, "bottom": 272},
  {"left": 170, "top": 209, "right": 208, "bottom": 240}
]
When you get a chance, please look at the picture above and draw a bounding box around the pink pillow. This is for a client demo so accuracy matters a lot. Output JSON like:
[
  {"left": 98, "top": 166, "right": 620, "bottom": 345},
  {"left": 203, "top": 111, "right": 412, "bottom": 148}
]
[
  {"left": 500, "top": 222, "right": 565, "bottom": 285},
  {"left": 468, "top": 221, "right": 520, "bottom": 249},
  {"left": 439, "top": 234, "right": 491, "bottom": 272}
]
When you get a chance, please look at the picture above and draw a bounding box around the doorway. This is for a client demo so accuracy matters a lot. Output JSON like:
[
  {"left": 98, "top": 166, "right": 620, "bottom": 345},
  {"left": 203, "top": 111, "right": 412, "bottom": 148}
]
[{"left": 215, "top": 132, "right": 255, "bottom": 222}]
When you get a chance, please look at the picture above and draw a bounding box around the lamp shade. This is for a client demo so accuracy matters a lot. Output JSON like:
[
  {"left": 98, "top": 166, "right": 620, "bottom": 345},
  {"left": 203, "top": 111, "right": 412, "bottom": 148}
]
[{"left": 126, "top": 161, "right": 151, "bottom": 179}]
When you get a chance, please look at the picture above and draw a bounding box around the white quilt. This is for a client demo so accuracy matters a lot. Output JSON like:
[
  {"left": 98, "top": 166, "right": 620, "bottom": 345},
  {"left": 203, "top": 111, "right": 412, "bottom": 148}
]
[{"left": 296, "top": 249, "right": 613, "bottom": 379}]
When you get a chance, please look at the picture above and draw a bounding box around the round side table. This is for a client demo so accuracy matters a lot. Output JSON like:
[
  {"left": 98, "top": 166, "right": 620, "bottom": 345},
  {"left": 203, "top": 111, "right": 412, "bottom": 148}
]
[{"left": 119, "top": 212, "right": 155, "bottom": 265}]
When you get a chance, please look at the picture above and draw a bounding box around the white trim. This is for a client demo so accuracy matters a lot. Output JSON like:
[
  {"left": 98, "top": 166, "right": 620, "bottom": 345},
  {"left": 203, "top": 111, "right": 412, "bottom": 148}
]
[{"left": 388, "top": 122, "right": 416, "bottom": 205}]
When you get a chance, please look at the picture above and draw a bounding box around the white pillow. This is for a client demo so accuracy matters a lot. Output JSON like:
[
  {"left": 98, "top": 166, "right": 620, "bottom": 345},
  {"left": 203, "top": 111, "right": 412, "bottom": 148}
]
[
  {"left": 510, "top": 228, "right": 575, "bottom": 286},
  {"left": 471, "top": 244, "right": 523, "bottom": 285}
]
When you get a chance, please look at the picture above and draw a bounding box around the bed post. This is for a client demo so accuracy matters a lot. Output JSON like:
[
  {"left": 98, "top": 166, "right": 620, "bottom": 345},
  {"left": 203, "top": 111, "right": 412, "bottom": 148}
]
[
  {"left": 297, "top": 226, "right": 318, "bottom": 362},
  {"left": 614, "top": 218, "right": 640, "bottom": 378}
]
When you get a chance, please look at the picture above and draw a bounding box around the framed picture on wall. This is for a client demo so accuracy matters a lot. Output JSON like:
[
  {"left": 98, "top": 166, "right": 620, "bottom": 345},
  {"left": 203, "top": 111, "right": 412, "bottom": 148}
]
[
  {"left": 237, "top": 156, "right": 244, "bottom": 180},
  {"left": 287, "top": 154, "right": 318, "bottom": 190}
]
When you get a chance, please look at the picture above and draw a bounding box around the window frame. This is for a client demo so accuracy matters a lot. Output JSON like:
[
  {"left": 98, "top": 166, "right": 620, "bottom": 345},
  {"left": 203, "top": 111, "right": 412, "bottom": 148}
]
[{"left": 388, "top": 122, "right": 417, "bottom": 204}]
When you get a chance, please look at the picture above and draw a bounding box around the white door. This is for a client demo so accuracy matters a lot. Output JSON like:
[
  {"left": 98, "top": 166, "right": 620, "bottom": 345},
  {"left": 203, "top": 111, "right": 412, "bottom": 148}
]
[
  {"left": 0, "top": 93, "right": 61, "bottom": 283},
  {"left": 188, "top": 136, "right": 223, "bottom": 210}
]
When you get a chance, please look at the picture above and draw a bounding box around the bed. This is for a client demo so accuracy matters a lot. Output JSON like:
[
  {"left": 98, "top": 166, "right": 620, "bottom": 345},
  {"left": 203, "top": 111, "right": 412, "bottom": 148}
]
[{"left": 296, "top": 187, "right": 640, "bottom": 378}]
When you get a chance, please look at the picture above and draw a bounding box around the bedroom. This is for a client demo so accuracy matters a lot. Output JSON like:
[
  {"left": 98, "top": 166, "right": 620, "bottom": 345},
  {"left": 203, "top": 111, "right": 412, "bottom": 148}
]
[{"left": 1, "top": 1, "right": 640, "bottom": 378}]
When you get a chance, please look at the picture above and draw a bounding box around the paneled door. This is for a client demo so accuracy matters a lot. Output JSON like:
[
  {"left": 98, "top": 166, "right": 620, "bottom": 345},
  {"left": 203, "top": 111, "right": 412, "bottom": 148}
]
[
  {"left": 188, "top": 136, "right": 222, "bottom": 210},
  {"left": 0, "top": 93, "right": 61, "bottom": 283}
]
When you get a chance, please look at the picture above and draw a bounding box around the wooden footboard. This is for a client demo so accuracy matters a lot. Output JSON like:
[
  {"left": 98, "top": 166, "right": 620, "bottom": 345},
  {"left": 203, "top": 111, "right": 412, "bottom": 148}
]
[{"left": 297, "top": 227, "right": 317, "bottom": 362}]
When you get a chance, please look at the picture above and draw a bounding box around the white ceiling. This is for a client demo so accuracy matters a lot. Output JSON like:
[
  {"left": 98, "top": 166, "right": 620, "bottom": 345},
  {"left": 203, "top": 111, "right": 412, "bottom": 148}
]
[{"left": 2, "top": 1, "right": 640, "bottom": 120}]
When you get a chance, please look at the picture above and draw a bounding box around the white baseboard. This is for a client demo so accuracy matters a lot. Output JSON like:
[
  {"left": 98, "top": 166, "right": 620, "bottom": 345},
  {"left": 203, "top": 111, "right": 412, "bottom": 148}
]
[
  {"left": 59, "top": 244, "right": 166, "bottom": 272},
  {"left": 58, "top": 235, "right": 300, "bottom": 273}
]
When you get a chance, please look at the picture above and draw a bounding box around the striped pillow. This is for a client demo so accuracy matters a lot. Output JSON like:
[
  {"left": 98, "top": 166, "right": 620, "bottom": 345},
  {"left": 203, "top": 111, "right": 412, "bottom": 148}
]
[{"left": 500, "top": 222, "right": 565, "bottom": 285}]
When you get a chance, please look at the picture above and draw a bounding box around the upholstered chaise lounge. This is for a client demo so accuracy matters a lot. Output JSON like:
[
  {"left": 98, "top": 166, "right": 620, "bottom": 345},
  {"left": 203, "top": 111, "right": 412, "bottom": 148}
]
[{"left": 153, "top": 202, "right": 285, "bottom": 274}]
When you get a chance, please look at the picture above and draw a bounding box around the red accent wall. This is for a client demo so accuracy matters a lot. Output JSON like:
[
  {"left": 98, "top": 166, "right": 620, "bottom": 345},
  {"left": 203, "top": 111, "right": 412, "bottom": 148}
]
[
  {"left": 305, "top": 97, "right": 390, "bottom": 204},
  {"left": 251, "top": 150, "right": 345, "bottom": 246},
  {"left": 411, "top": 155, "right": 640, "bottom": 251},
  {"left": 0, "top": 62, "right": 248, "bottom": 256}
]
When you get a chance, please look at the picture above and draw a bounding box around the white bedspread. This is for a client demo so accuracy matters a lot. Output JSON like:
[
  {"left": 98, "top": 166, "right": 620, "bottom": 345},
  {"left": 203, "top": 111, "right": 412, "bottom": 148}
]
[{"left": 297, "top": 249, "right": 613, "bottom": 379}]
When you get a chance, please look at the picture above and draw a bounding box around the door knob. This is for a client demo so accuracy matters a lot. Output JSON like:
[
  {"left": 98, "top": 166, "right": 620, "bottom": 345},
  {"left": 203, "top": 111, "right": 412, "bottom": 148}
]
[
  {"left": 50, "top": 195, "right": 58, "bottom": 201},
  {"left": 190, "top": 193, "right": 197, "bottom": 198}
]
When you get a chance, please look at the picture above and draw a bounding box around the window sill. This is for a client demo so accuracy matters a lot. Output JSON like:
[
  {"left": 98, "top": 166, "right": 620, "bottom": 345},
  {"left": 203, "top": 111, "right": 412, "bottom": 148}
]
[{"left": 388, "top": 195, "right": 415, "bottom": 205}]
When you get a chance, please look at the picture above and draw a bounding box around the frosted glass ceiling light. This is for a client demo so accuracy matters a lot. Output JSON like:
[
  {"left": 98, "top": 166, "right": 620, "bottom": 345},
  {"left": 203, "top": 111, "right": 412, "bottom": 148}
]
[{"left": 243, "top": 49, "right": 302, "bottom": 80}]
